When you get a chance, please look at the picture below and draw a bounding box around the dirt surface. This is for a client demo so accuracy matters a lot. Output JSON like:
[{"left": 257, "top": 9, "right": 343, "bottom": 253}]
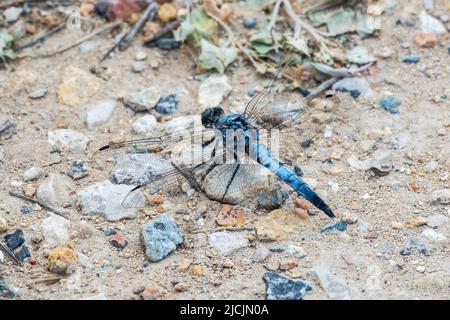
[{"left": 0, "top": 0, "right": 449, "bottom": 300}]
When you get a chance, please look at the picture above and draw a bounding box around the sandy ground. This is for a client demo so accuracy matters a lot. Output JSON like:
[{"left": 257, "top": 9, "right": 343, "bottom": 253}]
[{"left": 0, "top": 0, "right": 449, "bottom": 300}]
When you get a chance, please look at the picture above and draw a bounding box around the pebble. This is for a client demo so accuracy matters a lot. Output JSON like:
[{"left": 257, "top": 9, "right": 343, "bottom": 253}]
[
  {"left": 0, "top": 250, "right": 4, "bottom": 263},
  {"left": 123, "top": 87, "right": 161, "bottom": 112},
  {"left": 400, "top": 237, "right": 430, "bottom": 256},
  {"left": 104, "top": 227, "right": 117, "bottom": 236},
  {"left": 141, "top": 213, "right": 184, "bottom": 262},
  {"left": 155, "top": 93, "right": 178, "bottom": 114},
  {"left": 174, "top": 282, "right": 189, "bottom": 292},
  {"left": 85, "top": 100, "right": 116, "bottom": 129},
  {"left": 36, "top": 174, "right": 74, "bottom": 208},
  {"left": 47, "top": 247, "right": 77, "bottom": 275},
  {"left": 279, "top": 259, "right": 298, "bottom": 271},
  {"left": 332, "top": 77, "right": 374, "bottom": 98},
  {"left": 0, "top": 280, "right": 17, "bottom": 299},
  {"left": 255, "top": 209, "right": 305, "bottom": 241},
  {"left": 312, "top": 265, "right": 351, "bottom": 299},
  {"left": 67, "top": 160, "right": 89, "bottom": 180},
  {"left": 321, "top": 220, "right": 348, "bottom": 233},
  {"left": 23, "top": 167, "right": 43, "bottom": 181},
  {"left": 421, "top": 228, "right": 447, "bottom": 242},
  {"left": 424, "top": 160, "right": 438, "bottom": 173},
  {"left": 135, "top": 51, "right": 148, "bottom": 61},
  {"left": 3, "top": 6, "right": 22, "bottom": 22},
  {"left": 379, "top": 96, "right": 401, "bottom": 114},
  {"left": 154, "top": 38, "right": 181, "bottom": 50},
  {"left": 257, "top": 189, "right": 289, "bottom": 210},
  {"left": 164, "top": 115, "right": 201, "bottom": 133},
  {"left": 243, "top": 17, "right": 257, "bottom": 29},
  {"left": 416, "top": 266, "right": 426, "bottom": 273},
  {"left": 5, "top": 230, "right": 25, "bottom": 251},
  {"left": 426, "top": 214, "right": 449, "bottom": 228},
  {"left": 14, "top": 246, "right": 30, "bottom": 262},
  {"left": 42, "top": 214, "right": 70, "bottom": 248},
  {"left": 419, "top": 10, "right": 447, "bottom": 34},
  {"left": 431, "top": 189, "right": 450, "bottom": 204},
  {"left": 131, "top": 61, "right": 146, "bottom": 73},
  {"left": 0, "top": 215, "right": 7, "bottom": 233},
  {"left": 215, "top": 205, "right": 246, "bottom": 227},
  {"left": 402, "top": 55, "right": 420, "bottom": 64},
  {"left": 111, "top": 153, "right": 173, "bottom": 186},
  {"left": 132, "top": 114, "right": 161, "bottom": 135},
  {"left": 404, "top": 216, "right": 428, "bottom": 228},
  {"left": 110, "top": 234, "right": 128, "bottom": 250},
  {"left": 208, "top": 231, "right": 249, "bottom": 256},
  {"left": 48, "top": 129, "right": 89, "bottom": 152},
  {"left": 198, "top": 74, "right": 232, "bottom": 108},
  {"left": 414, "top": 32, "right": 438, "bottom": 48},
  {"left": 263, "top": 272, "right": 312, "bottom": 300},
  {"left": 192, "top": 265, "right": 204, "bottom": 276},
  {"left": 141, "top": 286, "right": 162, "bottom": 300},
  {"left": 57, "top": 66, "right": 101, "bottom": 107},
  {"left": 253, "top": 245, "right": 271, "bottom": 262},
  {"left": 286, "top": 245, "right": 307, "bottom": 258},
  {"left": 177, "top": 257, "right": 192, "bottom": 271},
  {"left": 77, "top": 180, "right": 146, "bottom": 221},
  {"left": 29, "top": 88, "right": 48, "bottom": 99}
]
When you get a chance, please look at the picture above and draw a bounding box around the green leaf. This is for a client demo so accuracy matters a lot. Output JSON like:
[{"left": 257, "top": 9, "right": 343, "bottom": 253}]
[
  {"left": 198, "top": 39, "right": 237, "bottom": 74},
  {"left": 173, "top": 8, "right": 217, "bottom": 47},
  {"left": 356, "top": 12, "right": 380, "bottom": 38},
  {"left": 326, "top": 8, "right": 355, "bottom": 36},
  {"left": 286, "top": 36, "right": 310, "bottom": 57},
  {"left": 308, "top": 10, "right": 328, "bottom": 27}
]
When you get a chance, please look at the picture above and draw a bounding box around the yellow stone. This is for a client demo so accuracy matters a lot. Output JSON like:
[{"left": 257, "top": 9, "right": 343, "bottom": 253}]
[
  {"left": 157, "top": 4, "right": 177, "bottom": 23},
  {"left": 58, "top": 66, "right": 101, "bottom": 107},
  {"left": 404, "top": 216, "right": 428, "bottom": 228},
  {"left": 255, "top": 209, "right": 305, "bottom": 241},
  {"left": 0, "top": 214, "right": 9, "bottom": 233},
  {"left": 192, "top": 265, "right": 204, "bottom": 276},
  {"left": 47, "top": 247, "right": 77, "bottom": 275}
]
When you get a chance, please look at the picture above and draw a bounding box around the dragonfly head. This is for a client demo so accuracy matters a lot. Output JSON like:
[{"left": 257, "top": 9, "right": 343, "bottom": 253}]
[{"left": 201, "top": 107, "right": 224, "bottom": 128}]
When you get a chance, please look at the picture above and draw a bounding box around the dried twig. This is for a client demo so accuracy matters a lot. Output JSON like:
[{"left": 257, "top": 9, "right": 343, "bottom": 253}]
[
  {"left": 0, "top": 120, "right": 14, "bottom": 135},
  {"left": 15, "top": 20, "right": 67, "bottom": 52},
  {"left": 0, "top": 242, "right": 22, "bottom": 266},
  {"left": 143, "top": 20, "right": 180, "bottom": 45},
  {"left": 190, "top": 227, "right": 255, "bottom": 234},
  {"left": 9, "top": 191, "right": 71, "bottom": 220},
  {"left": 101, "top": 2, "right": 158, "bottom": 61},
  {"left": 38, "top": 21, "right": 122, "bottom": 58},
  {"left": 306, "top": 77, "right": 339, "bottom": 101}
]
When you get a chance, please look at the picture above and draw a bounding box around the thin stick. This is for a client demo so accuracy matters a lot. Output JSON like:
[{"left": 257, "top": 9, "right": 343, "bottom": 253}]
[
  {"left": 119, "top": 2, "right": 158, "bottom": 51},
  {"left": 39, "top": 21, "right": 122, "bottom": 58},
  {"left": 306, "top": 77, "right": 339, "bottom": 101},
  {"left": 0, "top": 242, "right": 22, "bottom": 266},
  {"left": 15, "top": 20, "right": 66, "bottom": 52},
  {"left": 0, "top": 120, "right": 14, "bottom": 135},
  {"left": 143, "top": 20, "right": 180, "bottom": 45},
  {"left": 9, "top": 191, "right": 71, "bottom": 220},
  {"left": 190, "top": 227, "right": 255, "bottom": 234}
]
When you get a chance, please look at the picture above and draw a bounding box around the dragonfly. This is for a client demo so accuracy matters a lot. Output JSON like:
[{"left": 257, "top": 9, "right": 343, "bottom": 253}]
[{"left": 94, "top": 65, "right": 335, "bottom": 218}]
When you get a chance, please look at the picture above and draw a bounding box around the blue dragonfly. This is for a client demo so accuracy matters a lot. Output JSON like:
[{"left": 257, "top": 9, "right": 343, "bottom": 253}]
[{"left": 94, "top": 66, "right": 335, "bottom": 218}]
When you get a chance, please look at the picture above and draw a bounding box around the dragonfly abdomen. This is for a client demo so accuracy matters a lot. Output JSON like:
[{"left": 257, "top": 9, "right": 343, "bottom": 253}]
[{"left": 252, "top": 143, "right": 335, "bottom": 218}]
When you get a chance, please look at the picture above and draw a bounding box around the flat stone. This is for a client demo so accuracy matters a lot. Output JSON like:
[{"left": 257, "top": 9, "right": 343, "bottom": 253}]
[
  {"left": 132, "top": 114, "right": 161, "bottom": 135},
  {"left": 4, "top": 229, "right": 25, "bottom": 251},
  {"left": 419, "top": 10, "right": 447, "bottom": 34},
  {"left": 42, "top": 214, "right": 71, "bottom": 248},
  {"left": 263, "top": 272, "right": 312, "bottom": 300},
  {"left": 23, "top": 167, "right": 43, "bottom": 181},
  {"left": 29, "top": 88, "right": 48, "bottom": 99},
  {"left": 421, "top": 228, "right": 447, "bottom": 242},
  {"left": 77, "top": 180, "right": 145, "bottom": 221},
  {"left": 48, "top": 129, "right": 89, "bottom": 152},
  {"left": 431, "top": 189, "right": 450, "bottom": 204},
  {"left": 124, "top": 87, "right": 161, "bottom": 112},
  {"left": 312, "top": 265, "right": 352, "bottom": 300},
  {"left": 85, "top": 100, "right": 116, "bottom": 129},
  {"left": 208, "top": 231, "right": 249, "bottom": 256},
  {"left": 198, "top": 74, "right": 232, "bottom": 108},
  {"left": 36, "top": 174, "right": 75, "bottom": 208},
  {"left": 426, "top": 214, "right": 449, "bottom": 228},
  {"left": 414, "top": 32, "right": 438, "bottom": 47},
  {"left": 3, "top": 6, "right": 22, "bottom": 22},
  {"left": 255, "top": 209, "right": 305, "bottom": 242},
  {"left": 141, "top": 213, "right": 184, "bottom": 262},
  {"left": 400, "top": 237, "right": 430, "bottom": 256},
  {"left": 58, "top": 66, "right": 101, "bottom": 107}
]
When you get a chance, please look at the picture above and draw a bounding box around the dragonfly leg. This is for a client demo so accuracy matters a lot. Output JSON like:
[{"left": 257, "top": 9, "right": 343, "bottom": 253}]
[{"left": 220, "top": 163, "right": 241, "bottom": 203}]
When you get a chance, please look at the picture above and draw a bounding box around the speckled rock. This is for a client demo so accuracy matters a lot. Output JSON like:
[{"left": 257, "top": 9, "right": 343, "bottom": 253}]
[
  {"left": 255, "top": 209, "right": 304, "bottom": 241},
  {"left": 198, "top": 74, "right": 232, "bottom": 108},
  {"left": 47, "top": 247, "right": 77, "bottom": 275},
  {"left": 36, "top": 174, "right": 74, "bottom": 208},
  {"left": 431, "top": 189, "right": 450, "bottom": 204},
  {"left": 23, "top": 167, "right": 43, "bottom": 181},
  {"left": 85, "top": 100, "right": 116, "bottom": 129},
  {"left": 141, "top": 214, "right": 184, "bottom": 262},
  {"left": 208, "top": 231, "right": 249, "bottom": 256},
  {"left": 41, "top": 214, "right": 70, "bottom": 248},
  {"left": 48, "top": 129, "right": 89, "bottom": 152},
  {"left": 263, "top": 272, "right": 312, "bottom": 300},
  {"left": 77, "top": 180, "right": 145, "bottom": 221}
]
